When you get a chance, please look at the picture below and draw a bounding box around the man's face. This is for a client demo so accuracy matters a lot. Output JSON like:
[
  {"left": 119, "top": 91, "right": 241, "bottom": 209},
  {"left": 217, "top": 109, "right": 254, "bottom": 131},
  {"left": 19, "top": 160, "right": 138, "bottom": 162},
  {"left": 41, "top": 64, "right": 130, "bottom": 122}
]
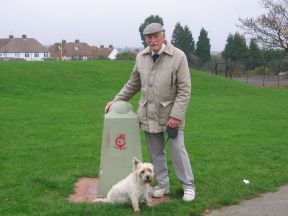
[{"left": 145, "top": 32, "right": 165, "bottom": 53}]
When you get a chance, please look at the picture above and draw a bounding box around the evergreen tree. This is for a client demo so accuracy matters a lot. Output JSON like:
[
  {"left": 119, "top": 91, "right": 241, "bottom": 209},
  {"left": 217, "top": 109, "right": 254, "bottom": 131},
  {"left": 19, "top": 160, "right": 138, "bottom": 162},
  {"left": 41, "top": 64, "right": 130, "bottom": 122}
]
[
  {"left": 248, "top": 38, "right": 262, "bottom": 67},
  {"left": 261, "top": 48, "right": 286, "bottom": 63},
  {"left": 195, "top": 27, "right": 211, "bottom": 65},
  {"left": 183, "top": 25, "right": 195, "bottom": 55},
  {"left": 171, "top": 23, "right": 195, "bottom": 63},
  {"left": 222, "top": 34, "right": 234, "bottom": 61},
  {"left": 222, "top": 32, "right": 248, "bottom": 63},
  {"left": 171, "top": 23, "right": 184, "bottom": 49},
  {"left": 139, "top": 15, "right": 164, "bottom": 47},
  {"left": 233, "top": 32, "right": 248, "bottom": 63}
]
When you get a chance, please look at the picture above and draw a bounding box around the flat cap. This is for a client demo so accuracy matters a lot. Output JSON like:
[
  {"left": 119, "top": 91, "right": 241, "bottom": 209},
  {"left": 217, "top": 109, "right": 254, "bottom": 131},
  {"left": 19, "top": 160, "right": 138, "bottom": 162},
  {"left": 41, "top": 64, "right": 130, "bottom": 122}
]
[{"left": 143, "top": 23, "right": 165, "bottom": 35}]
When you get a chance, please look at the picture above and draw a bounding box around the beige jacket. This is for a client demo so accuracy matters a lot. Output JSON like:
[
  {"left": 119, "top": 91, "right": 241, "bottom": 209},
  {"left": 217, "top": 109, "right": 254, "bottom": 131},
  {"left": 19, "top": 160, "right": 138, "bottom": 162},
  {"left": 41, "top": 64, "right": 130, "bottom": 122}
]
[{"left": 114, "top": 42, "right": 191, "bottom": 133}]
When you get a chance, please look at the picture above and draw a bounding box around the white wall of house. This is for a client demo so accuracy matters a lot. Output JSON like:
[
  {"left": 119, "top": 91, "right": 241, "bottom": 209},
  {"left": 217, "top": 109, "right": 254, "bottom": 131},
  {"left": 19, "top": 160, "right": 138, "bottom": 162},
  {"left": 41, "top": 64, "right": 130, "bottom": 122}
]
[
  {"left": 0, "top": 52, "right": 50, "bottom": 61},
  {"left": 108, "top": 48, "right": 118, "bottom": 60}
]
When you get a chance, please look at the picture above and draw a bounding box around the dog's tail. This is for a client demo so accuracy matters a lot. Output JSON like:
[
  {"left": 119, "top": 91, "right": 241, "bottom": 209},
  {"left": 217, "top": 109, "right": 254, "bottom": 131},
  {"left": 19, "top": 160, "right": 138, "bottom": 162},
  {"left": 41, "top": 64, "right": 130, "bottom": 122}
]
[{"left": 93, "top": 197, "right": 108, "bottom": 203}]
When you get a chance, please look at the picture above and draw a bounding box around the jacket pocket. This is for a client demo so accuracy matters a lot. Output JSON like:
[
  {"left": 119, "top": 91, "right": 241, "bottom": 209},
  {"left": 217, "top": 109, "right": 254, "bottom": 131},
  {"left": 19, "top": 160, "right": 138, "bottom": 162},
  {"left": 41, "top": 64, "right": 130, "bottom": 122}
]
[
  {"left": 159, "top": 100, "right": 174, "bottom": 125},
  {"left": 170, "top": 71, "right": 177, "bottom": 88},
  {"left": 137, "top": 99, "right": 147, "bottom": 122}
]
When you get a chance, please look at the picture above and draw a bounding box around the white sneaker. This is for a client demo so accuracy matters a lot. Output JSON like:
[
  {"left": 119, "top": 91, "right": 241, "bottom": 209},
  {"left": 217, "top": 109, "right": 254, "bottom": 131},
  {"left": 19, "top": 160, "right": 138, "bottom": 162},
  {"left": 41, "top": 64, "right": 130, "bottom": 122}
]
[
  {"left": 152, "top": 186, "right": 170, "bottom": 198},
  {"left": 182, "top": 189, "right": 195, "bottom": 202}
]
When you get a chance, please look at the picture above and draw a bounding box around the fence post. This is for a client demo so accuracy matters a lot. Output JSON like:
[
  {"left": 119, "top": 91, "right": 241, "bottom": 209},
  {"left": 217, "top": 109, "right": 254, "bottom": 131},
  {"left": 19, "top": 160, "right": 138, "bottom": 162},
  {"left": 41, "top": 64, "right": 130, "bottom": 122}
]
[
  {"left": 246, "top": 64, "right": 248, "bottom": 83},
  {"left": 262, "top": 63, "right": 266, "bottom": 87},
  {"left": 278, "top": 74, "right": 280, "bottom": 88}
]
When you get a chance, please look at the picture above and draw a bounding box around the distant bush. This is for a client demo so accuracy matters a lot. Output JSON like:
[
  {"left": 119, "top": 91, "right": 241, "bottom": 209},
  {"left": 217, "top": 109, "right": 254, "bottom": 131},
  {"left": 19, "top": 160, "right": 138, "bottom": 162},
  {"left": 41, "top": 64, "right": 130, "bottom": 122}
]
[
  {"left": 251, "top": 66, "right": 270, "bottom": 75},
  {"left": 95, "top": 55, "right": 109, "bottom": 60},
  {"left": 116, "top": 51, "right": 136, "bottom": 60},
  {"left": 188, "top": 53, "right": 201, "bottom": 68}
]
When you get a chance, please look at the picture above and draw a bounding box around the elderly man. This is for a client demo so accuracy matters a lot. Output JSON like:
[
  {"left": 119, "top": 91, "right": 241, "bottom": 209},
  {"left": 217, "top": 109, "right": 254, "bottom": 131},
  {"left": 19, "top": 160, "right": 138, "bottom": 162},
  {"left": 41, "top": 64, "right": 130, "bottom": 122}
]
[{"left": 105, "top": 23, "right": 195, "bottom": 201}]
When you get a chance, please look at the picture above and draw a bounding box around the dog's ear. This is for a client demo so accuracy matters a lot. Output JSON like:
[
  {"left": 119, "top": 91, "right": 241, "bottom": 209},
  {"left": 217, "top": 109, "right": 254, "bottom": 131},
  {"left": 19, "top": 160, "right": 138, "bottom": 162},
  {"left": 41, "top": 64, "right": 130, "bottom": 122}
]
[
  {"left": 147, "top": 163, "right": 154, "bottom": 173},
  {"left": 132, "top": 157, "right": 140, "bottom": 171}
]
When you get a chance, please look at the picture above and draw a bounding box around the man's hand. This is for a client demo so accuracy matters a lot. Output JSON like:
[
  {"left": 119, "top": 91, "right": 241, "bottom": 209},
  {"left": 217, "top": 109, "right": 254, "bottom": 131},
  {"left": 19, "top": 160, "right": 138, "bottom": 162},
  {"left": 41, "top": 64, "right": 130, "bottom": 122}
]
[
  {"left": 105, "top": 101, "right": 114, "bottom": 113},
  {"left": 167, "top": 117, "right": 182, "bottom": 128}
]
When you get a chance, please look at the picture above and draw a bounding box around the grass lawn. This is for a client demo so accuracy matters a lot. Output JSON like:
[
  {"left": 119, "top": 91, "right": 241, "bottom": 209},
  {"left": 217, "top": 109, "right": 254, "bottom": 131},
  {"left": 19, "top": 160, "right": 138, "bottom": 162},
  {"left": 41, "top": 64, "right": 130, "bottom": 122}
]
[{"left": 0, "top": 61, "right": 287, "bottom": 216}]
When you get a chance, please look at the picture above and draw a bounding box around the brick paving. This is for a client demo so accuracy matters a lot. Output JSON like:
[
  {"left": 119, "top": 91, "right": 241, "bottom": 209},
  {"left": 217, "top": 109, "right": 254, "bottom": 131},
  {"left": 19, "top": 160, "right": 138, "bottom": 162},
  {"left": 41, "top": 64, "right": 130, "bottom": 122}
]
[{"left": 68, "top": 177, "right": 169, "bottom": 206}]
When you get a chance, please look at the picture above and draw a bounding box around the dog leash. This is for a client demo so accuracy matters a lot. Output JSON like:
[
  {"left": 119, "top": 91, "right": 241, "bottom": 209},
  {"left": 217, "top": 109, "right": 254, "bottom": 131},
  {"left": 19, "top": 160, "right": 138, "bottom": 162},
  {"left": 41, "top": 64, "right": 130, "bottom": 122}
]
[{"left": 153, "top": 129, "right": 178, "bottom": 159}]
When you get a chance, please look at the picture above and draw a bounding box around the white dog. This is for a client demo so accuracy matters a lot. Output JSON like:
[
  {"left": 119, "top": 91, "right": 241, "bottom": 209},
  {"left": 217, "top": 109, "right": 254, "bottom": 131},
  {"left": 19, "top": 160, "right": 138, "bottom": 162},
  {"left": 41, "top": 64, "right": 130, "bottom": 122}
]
[{"left": 94, "top": 157, "right": 154, "bottom": 212}]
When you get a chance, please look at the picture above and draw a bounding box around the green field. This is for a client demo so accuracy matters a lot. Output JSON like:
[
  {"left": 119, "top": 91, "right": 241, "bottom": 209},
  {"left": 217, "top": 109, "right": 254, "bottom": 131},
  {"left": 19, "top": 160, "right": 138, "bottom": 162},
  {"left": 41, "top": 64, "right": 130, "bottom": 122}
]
[{"left": 1, "top": 61, "right": 287, "bottom": 216}]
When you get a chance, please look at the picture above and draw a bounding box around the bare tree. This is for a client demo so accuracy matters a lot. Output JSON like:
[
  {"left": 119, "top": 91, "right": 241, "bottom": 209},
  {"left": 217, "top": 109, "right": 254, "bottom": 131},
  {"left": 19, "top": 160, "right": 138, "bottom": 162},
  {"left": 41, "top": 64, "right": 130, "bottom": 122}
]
[{"left": 238, "top": 0, "right": 288, "bottom": 52}]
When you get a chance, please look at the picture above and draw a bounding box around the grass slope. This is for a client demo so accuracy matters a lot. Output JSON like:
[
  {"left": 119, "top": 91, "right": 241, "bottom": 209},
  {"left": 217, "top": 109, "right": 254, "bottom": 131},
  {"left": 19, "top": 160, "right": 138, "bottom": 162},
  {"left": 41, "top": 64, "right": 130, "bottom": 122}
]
[{"left": 0, "top": 61, "right": 287, "bottom": 216}]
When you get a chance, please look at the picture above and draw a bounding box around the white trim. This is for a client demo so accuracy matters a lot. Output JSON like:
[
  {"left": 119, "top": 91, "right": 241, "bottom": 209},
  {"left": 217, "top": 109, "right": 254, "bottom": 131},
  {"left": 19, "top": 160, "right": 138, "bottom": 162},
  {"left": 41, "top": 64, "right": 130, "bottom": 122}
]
[{"left": 0, "top": 52, "right": 50, "bottom": 61}]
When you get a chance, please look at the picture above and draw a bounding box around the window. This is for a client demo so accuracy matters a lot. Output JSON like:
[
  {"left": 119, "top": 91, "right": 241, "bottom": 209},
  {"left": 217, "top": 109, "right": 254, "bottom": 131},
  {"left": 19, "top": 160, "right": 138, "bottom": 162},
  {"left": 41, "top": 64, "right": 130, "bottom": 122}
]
[
  {"left": 15, "top": 53, "right": 20, "bottom": 58},
  {"left": 44, "top": 53, "right": 48, "bottom": 58},
  {"left": 25, "top": 53, "right": 30, "bottom": 57},
  {"left": 34, "top": 53, "right": 39, "bottom": 58}
]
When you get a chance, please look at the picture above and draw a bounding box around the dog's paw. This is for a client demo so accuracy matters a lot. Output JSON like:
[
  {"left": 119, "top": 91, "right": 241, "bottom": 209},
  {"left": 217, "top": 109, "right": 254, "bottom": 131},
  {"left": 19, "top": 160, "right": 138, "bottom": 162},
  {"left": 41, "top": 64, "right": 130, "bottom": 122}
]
[
  {"left": 133, "top": 207, "right": 140, "bottom": 212},
  {"left": 147, "top": 199, "right": 153, "bottom": 207},
  {"left": 93, "top": 198, "right": 107, "bottom": 203}
]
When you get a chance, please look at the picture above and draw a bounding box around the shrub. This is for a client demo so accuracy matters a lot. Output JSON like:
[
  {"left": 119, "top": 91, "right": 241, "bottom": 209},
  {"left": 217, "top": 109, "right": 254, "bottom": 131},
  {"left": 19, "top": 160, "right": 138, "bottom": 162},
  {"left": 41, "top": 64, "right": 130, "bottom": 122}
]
[{"left": 116, "top": 51, "right": 136, "bottom": 60}]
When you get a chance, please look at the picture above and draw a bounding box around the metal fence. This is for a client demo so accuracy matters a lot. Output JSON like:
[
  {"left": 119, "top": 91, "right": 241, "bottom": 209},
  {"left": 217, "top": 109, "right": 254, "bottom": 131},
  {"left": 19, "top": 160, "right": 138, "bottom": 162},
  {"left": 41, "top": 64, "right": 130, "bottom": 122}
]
[{"left": 211, "top": 62, "right": 288, "bottom": 88}]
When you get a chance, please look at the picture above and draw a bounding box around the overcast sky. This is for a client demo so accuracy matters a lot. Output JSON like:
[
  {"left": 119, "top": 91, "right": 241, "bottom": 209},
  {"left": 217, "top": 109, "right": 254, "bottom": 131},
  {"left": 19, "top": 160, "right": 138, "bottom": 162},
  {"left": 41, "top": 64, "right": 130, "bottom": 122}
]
[{"left": 1, "top": 0, "right": 264, "bottom": 51}]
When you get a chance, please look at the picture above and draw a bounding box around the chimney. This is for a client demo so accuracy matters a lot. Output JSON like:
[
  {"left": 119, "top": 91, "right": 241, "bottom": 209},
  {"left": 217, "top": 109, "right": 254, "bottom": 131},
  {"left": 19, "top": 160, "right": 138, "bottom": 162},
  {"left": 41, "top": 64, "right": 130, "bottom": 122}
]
[
  {"left": 9, "top": 35, "right": 14, "bottom": 39},
  {"left": 109, "top": 45, "right": 113, "bottom": 48},
  {"left": 22, "top": 34, "right": 27, "bottom": 39},
  {"left": 100, "top": 45, "right": 104, "bottom": 48},
  {"left": 75, "top": 39, "right": 80, "bottom": 43}
]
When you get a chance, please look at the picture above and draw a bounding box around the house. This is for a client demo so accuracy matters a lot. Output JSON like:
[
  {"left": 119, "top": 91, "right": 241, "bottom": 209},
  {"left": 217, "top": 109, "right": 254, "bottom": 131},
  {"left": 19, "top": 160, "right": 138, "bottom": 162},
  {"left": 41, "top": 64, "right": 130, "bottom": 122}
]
[
  {"left": 49, "top": 40, "right": 93, "bottom": 60},
  {"left": 0, "top": 34, "right": 50, "bottom": 61},
  {"left": 93, "top": 45, "right": 118, "bottom": 60}
]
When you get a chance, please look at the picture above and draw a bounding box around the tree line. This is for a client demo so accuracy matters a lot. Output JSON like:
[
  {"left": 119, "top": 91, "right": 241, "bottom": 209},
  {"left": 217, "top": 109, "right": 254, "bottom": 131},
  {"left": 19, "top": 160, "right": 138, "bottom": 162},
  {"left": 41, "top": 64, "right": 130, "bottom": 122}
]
[
  {"left": 118, "top": 14, "right": 212, "bottom": 67},
  {"left": 222, "top": 32, "right": 287, "bottom": 68},
  {"left": 137, "top": 15, "right": 211, "bottom": 67},
  {"left": 224, "top": 0, "right": 288, "bottom": 68},
  {"left": 117, "top": 0, "right": 288, "bottom": 71}
]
